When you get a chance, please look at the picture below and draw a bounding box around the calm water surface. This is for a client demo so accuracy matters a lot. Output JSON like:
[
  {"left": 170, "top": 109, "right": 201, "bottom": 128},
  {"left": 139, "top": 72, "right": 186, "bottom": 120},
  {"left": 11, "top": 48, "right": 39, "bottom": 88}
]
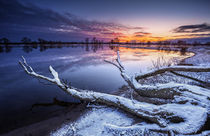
[{"left": 0, "top": 44, "right": 191, "bottom": 132}]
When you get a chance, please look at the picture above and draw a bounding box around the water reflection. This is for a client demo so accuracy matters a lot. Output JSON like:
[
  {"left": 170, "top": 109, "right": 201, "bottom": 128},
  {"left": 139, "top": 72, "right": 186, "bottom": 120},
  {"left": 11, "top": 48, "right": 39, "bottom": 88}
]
[
  {"left": 0, "top": 43, "right": 106, "bottom": 54},
  {"left": 0, "top": 45, "right": 192, "bottom": 133},
  {"left": 30, "top": 97, "right": 80, "bottom": 111},
  {"left": 0, "top": 44, "right": 189, "bottom": 56}
]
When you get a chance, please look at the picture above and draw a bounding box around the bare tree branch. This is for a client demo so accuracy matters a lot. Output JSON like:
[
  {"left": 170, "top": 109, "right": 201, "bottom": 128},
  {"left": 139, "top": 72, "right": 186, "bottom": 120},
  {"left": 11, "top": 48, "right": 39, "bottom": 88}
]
[
  {"left": 19, "top": 56, "right": 209, "bottom": 134},
  {"left": 19, "top": 57, "right": 169, "bottom": 127},
  {"left": 170, "top": 71, "right": 208, "bottom": 85},
  {"left": 105, "top": 51, "right": 210, "bottom": 108},
  {"left": 135, "top": 66, "right": 210, "bottom": 81}
]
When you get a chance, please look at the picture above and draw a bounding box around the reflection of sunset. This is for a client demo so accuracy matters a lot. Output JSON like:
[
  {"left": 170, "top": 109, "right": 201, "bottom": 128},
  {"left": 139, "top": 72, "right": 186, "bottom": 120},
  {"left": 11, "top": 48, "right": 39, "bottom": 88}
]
[{"left": 115, "top": 47, "right": 193, "bottom": 62}]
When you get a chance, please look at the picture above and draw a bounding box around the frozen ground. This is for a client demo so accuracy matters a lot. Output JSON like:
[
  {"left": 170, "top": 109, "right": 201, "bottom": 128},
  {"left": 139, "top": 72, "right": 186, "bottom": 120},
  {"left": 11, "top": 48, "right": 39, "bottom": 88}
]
[{"left": 51, "top": 107, "right": 137, "bottom": 136}]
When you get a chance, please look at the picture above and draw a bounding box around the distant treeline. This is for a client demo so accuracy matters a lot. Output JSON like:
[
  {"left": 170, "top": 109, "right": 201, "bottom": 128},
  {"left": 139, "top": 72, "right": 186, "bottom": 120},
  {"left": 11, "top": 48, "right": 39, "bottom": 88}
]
[
  {"left": 0, "top": 41, "right": 106, "bottom": 53},
  {"left": 1, "top": 37, "right": 210, "bottom": 46}
]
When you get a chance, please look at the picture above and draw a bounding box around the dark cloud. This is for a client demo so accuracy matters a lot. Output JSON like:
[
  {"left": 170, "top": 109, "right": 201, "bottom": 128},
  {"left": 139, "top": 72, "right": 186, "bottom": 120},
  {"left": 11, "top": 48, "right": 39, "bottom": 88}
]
[
  {"left": 173, "top": 33, "right": 210, "bottom": 37},
  {"left": 134, "top": 32, "right": 151, "bottom": 35},
  {"left": 135, "top": 35, "right": 144, "bottom": 37},
  {"left": 133, "top": 32, "right": 151, "bottom": 37},
  {"left": 0, "top": 0, "right": 142, "bottom": 41},
  {"left": 173, "top": 23, "right": 210, "bottom": 33}
]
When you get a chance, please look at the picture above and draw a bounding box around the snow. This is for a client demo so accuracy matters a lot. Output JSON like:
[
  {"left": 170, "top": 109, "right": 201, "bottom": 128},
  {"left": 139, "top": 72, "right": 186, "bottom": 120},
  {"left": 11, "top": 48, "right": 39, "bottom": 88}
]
[
  {"left": 185, "top": 46, "right": 210, "bottom": 67},
  {"left": 163, "top": 104, "right": 207, "bottom": 134},
  {"left": 180, "top": 130, "right": 210, "bottom": 136},
  {"left": 51, "top": 107, "right": 135, "bottom": 136},
  {"left": 51, "top": 104, "right": 207, "bottom": 135},
  {"left": 49, "top": 65, "right": 59, "bottom": 81},
  {"left": 20, "top": 47, "right": 210, "bottom": 135}
]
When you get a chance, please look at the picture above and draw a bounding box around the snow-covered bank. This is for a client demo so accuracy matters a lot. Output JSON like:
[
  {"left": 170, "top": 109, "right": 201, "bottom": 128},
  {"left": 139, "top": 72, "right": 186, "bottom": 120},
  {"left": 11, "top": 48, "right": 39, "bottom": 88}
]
[
  {"left": 51, "top": 104, "right": 208, "bottom": 136},
  {"left": 185, "top": 46, "right": 210, "bottom": 67}
]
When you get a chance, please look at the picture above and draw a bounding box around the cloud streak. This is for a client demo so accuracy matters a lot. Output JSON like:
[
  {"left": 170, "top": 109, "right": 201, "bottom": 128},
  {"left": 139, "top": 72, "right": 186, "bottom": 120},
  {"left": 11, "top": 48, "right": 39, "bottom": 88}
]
[
  {"left": 173, "top": 23, "right": 210, "bottom": 33},
  {"left": 173, "top": 33, "right": 210, "bottom": 37},
  {"left": 0, "top": 0, "right": 143, "bottom": 41},
  {"left": 133, "top": 32, "right": 151, "bottom": 37}
]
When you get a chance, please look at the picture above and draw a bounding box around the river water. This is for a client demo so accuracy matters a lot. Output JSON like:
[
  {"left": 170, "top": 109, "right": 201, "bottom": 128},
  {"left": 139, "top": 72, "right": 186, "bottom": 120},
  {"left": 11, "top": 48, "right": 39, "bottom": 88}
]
[{"left": 0, "top": 44, "right": 192, "bottom": 133}]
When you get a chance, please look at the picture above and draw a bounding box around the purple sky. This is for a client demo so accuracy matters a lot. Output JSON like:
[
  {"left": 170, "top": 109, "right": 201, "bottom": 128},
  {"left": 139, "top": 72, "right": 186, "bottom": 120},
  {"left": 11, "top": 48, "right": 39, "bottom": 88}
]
[{"left": 0, "top": 0, "right": 210, "bottom": 42}]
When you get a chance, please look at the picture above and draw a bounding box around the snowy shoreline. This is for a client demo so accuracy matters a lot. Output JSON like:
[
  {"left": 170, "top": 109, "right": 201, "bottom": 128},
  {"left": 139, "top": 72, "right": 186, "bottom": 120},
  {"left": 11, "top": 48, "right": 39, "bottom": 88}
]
[{"left": 2, "top": 45, "right": 210, "bottom": 136}]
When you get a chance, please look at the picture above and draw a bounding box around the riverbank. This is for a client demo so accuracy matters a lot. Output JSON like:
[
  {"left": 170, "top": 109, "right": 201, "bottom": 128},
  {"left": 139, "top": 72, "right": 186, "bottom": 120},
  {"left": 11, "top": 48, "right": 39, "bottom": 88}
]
[{"left": 1, "top": 45, "right": 209, "bottom": 136}]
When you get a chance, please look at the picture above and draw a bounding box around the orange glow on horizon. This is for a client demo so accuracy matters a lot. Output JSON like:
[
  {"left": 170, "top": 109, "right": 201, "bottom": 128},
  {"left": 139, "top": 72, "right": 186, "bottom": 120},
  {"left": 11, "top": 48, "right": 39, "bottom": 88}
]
[
  {"left": 113, "top": 32, "right": 209, "bottom": 42},
  {"left": 117, "top": 35, "right": 168, "bottom": 42}
]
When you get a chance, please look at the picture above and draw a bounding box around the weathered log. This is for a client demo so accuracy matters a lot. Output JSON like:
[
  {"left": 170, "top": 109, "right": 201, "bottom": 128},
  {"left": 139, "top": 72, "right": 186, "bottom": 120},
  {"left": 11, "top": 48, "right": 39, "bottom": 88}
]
[
  {"left": 19, "top": 57, "right": 168, "bottom": 127},
  {"left": 135, "top": 66, "right": 210, "bottom": 81},
  {"left": 19, "top": 56, "right": 209, "bottom": 134},
  {"left": 170, "top": 71, "right": 208, "bottom": 85},
  {"left": 105, "top": 51, "right": 210, "bottom": 107}
]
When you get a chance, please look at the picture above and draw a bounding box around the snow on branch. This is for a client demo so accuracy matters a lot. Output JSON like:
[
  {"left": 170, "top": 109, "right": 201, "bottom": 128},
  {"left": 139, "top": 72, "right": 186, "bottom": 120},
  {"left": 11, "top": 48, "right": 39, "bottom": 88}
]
[
  {"left": 135, "top": 65, "right": 210, "bottom": 81},
  {"left": 19, "top": 56, "right": 209, "bottom": 134},
  {"left": 105, "top": 51, "right": 210, "bottom": 109},
  {"left": 170, "top": 71, "right": 208, "bottom": 84}
]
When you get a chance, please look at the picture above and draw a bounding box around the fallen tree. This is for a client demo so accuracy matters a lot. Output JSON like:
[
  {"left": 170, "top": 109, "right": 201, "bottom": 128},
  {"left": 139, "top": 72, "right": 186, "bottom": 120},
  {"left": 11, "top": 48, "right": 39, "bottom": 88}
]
[
  {"left": 105, "top": 52, "right": 210, "bottom": 110},
  {"left": 19, "top": 52, "right": 210, "bottom": 134}
]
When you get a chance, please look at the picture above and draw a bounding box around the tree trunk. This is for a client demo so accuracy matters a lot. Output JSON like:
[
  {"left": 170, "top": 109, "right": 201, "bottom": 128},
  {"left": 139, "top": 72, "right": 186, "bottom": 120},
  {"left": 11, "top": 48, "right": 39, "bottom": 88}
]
[{"left": 19, "top": 55, "right": 209, "bottom": 134}]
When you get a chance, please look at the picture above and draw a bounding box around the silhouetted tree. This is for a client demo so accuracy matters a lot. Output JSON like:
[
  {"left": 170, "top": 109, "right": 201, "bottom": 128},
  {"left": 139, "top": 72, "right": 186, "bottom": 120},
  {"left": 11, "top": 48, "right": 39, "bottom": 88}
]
[
  {"left": 85, "top": 38, "right": 89, "bottom": 44},
  {"left": 163, "top": 41, "right": 171, "bottom": 45},
  {"left": 113, "top": 37, "right": 120, "bottom": 43},
  {"left": 0, "top": 38, "right": 9, "bottom": 44},
  {"left": 21, "top": 37, "right": 32, "bottom": 43},
  {"left": 0, "top": 38, "right": 11, "bottom": 52},
  {"left": 177, "top": 40, "right": 186, "bottom": 46},
  {"left": 92, "top": 37, "right": 97, "bottom": 44},
  {"left": 38, "top": 38, "right": 47, "bottom": 43},
  {"left": 192, "top": 41, "right": 201, "bottom": 46},
  {"left": 32, "top": 43, "right": 38, "bottom": 49},
  {"left": 157, "top": 41, "right": 162, "bottom": 45}
]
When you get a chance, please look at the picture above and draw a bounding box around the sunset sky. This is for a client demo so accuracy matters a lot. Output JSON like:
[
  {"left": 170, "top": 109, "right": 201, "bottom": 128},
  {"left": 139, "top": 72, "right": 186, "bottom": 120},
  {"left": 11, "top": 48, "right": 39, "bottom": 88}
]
[{"left": 0, "top": 0, "right": 210, "bottom": 42}]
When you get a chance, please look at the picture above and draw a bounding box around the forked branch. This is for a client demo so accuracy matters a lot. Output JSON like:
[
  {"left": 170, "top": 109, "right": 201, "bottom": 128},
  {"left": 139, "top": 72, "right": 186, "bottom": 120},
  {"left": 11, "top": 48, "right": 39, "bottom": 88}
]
[
  {"left": 19, "top": 56, "right": 209, "bottom": 134},
  {"left": 105, "top": 51, "right": 210, "bottom": 107},
  {"left": 19, "top": 57, "right": 169, "bottom": 127}
]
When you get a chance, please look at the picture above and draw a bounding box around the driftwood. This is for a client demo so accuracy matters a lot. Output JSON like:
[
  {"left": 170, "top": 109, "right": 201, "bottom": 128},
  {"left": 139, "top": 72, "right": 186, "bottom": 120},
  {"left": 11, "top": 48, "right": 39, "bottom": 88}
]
[
  {"left": 135, "top": 65, "right": 210, "bottom": 81},
  {"left": 19, "top": 53, "right": 210, "bottom": 134},
  {"left": 105, "top": 51, "right": 210, "bottom": 109},
  {"left": 19, "top": 57, "right": 171, "bottom": 127},
  {"left": 170, "top": 71, "right": 208, "bottom": 85}
]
